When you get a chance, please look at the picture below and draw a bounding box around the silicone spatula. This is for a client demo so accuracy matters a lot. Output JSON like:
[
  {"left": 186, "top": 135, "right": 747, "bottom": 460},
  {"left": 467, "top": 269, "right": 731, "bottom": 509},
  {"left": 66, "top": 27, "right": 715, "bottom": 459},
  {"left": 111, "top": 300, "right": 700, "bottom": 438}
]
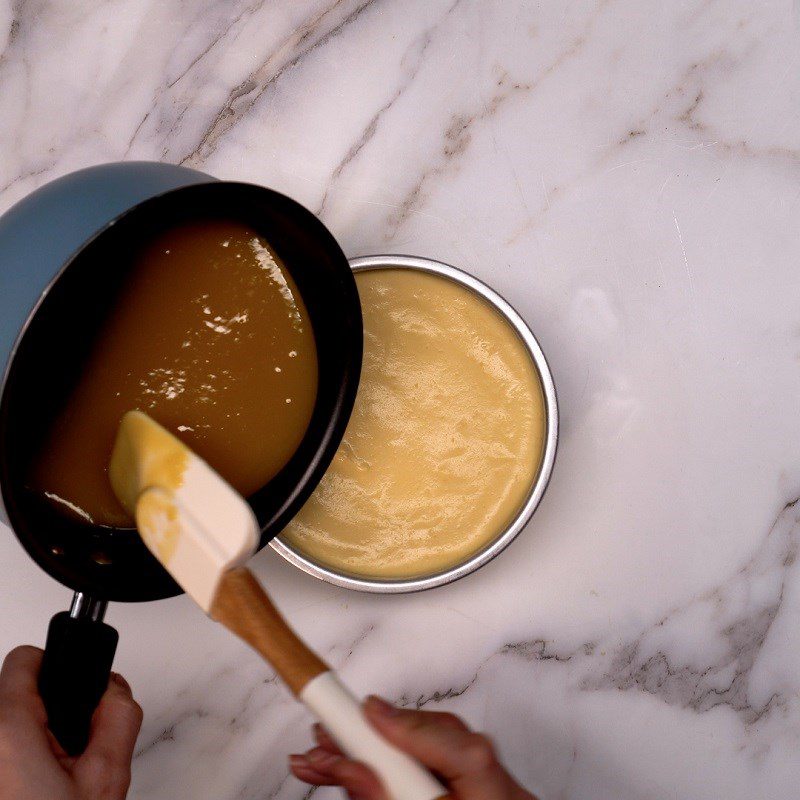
[{"left": 109, "top": 410, "right": 446, "bottom": 800}]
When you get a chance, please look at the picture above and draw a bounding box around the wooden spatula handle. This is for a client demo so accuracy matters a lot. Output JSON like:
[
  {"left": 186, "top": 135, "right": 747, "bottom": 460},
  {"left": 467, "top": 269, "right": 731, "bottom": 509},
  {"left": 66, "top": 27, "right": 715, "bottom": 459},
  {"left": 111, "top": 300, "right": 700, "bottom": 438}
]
[
  {"left": 301, "top": 672, "right": 449, "bottom": 800},
  {"left": 210, "top": 566, "right": 327, "bottom": 695},
  {"left": 210, "top": 567, "right": 449, "bottom": 800}
]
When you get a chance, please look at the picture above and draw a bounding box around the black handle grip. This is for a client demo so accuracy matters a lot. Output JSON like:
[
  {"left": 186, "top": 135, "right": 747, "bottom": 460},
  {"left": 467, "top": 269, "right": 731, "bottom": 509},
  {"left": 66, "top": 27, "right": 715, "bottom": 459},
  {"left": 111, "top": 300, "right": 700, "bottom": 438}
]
[{"left": 38, "top": 611, "right": 119, "bottom": 756}]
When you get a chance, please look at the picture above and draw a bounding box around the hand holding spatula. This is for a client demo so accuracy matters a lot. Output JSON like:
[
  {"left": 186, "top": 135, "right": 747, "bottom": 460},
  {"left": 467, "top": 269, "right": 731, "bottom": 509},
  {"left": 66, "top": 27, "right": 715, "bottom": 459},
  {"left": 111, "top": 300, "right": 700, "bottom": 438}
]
[{"left": 109, "top": 410, "right": 447, "bottom": 800}]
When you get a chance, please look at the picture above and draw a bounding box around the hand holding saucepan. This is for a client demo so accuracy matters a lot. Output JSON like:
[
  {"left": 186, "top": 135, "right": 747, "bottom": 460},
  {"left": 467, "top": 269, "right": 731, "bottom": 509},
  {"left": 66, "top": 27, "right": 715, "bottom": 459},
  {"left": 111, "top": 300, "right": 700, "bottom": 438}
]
[{"left": 0, "top": 646, "right": 141, "bottom": 800}]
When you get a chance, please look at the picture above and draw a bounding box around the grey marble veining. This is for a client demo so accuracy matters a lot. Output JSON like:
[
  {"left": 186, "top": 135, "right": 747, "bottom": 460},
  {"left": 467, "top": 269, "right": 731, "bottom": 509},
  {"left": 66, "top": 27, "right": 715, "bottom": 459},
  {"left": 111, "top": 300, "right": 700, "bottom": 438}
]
[{"left": 1, "top": 1, "right": 800, "bottom": 798}]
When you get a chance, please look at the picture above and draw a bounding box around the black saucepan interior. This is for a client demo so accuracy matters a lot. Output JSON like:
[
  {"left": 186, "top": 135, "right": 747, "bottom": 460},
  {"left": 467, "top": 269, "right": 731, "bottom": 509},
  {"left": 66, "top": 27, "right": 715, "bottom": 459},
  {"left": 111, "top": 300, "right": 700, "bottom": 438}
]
[{"left": 0, "top": 182, "right": 362, "bottom": 602}]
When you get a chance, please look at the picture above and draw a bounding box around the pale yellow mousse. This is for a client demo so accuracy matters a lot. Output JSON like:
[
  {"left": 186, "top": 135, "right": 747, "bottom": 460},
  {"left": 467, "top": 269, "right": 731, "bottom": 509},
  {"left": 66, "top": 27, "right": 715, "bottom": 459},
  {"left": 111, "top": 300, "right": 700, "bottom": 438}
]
[
  {"left": 280, "top": 268, "right": 546, "bottom": 580},
  {"left": 109, "top": 410, "right": 189, "bottom": 515},
  {"left": 109, "top": 410, "right": 191, "bottom": 563}
]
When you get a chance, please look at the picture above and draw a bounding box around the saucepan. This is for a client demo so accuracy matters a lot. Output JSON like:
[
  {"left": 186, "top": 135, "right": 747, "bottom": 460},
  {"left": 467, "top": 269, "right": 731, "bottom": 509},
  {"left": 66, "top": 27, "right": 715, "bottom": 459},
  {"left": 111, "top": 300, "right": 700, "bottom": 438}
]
[{"left": 0, "top": 163, "right": 363, "bottom": 754}]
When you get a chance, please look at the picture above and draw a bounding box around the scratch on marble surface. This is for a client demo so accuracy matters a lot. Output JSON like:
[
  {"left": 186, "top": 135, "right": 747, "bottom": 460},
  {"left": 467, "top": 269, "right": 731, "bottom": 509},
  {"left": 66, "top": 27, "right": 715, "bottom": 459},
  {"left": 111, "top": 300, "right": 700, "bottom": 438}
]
[
  {"left": 677, "top": 89, "right": 705, "bottom": 131},
  {"left": 503, "top": 640, "right": 596, "bottom": 663},
  {"left": 393, "top": 639, "right": 591, "bottom": 713},
  {"left": 0, "top": 9, "right": 19, "bottom": 61},
  {"left": 0, "top": 161, "right": 51, "bottom": 196},
  {"left": 672, "top": 210, "right": 696, "bottom": 300},
  {"left": 482, "top": 497, "right": 800, "bottom": 736},
  {"left": 446, "top": 605, "right": 502, "bottom": 632},
  {"left": 620, "top": 50, "right": 800, "bottom": 166},
  {"left": 384, "top": 0, "right": 616, "bottom": 238},
  {"left": 134, "top": 667, "right": 282, "bottom": 763},
  {"left": 384, "top": 68, "right": 534, "bottom": 236},
  {"left": 508, "top": 32, "right": 800, "bottom": 246},
  {"left": 399, "top": 671, "right": 479, "bottom": 709},
  {"left": 181, "top": 0, "right": 378, "bottom": 166},
  {"left": 341, "top": 623, "right": 376, "bottom": 663},
  {"left": 135, "top": 707, "right": 210, "bottom": 759},
  {"left": 125, "top": 1, "right": 265, "bottom": 156},
  {"left": 602, "top": 158, "right": 650, "bottom": 174},
  {"left": 167, "top": 2, "right": 264, "bottom": 91},
  {"left": 316, "top": 0, "right": 463, "bottom": 217},
  {"left": 585, "top": 497, "right": 799, "bottom": 726}
]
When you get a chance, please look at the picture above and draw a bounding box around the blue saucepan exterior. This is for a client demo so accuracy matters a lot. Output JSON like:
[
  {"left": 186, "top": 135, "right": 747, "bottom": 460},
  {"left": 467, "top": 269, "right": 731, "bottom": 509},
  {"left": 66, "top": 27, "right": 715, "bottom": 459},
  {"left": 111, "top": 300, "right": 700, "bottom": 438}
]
[{"left": 0, "top": 161, "right": 213, "bottom": 524}]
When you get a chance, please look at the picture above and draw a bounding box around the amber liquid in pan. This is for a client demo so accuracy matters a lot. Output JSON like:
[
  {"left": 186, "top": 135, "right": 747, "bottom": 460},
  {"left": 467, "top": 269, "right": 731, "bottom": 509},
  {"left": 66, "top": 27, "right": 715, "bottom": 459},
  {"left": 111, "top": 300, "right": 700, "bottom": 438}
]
[{"left": 34, "top": 220, "right": 318, "bottom": 527}]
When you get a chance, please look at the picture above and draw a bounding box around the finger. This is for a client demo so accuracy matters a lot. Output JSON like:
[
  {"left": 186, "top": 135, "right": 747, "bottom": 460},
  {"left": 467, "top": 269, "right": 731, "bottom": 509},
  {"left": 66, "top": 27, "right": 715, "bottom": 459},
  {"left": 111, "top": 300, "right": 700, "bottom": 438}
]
[
  {"left": 76, "top": 673, "right": 142, "bottom": 795},
  {"left": 0, "top": 646, "right": 43, "bottom": 693},
  {"left": 0, "top": 646, "right": 47, "bottom": 727},
  {"left": 364, "top": 695, "right": 497, "bottom": 782},
  {"left": 305, "top": 745, "right": 343, "bottom": 772},
  {"left": 86, "top": 673, "right": 143, "bottom": 762},
  {"left": 45, "top": 725, "right": 77, "bottom": 767},
  {"left": 313, "top": 722, "right": 343, "bottom": 755},
  {"left": 291, "top": 750, "right": 389, "bottom": 799},
  {"left": 289, "top": 754, "right": 343, "bottom": 786},
  {"left": 327, "top": 759, "right": 389, "bottom": 800}
]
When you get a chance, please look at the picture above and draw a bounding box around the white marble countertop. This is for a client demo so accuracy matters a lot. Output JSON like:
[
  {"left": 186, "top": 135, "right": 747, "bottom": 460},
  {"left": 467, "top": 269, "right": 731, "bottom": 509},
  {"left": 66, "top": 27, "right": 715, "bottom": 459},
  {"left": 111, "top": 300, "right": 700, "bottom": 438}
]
[{"left": 2, "top": 1, "right": 800, "bottom": 798}]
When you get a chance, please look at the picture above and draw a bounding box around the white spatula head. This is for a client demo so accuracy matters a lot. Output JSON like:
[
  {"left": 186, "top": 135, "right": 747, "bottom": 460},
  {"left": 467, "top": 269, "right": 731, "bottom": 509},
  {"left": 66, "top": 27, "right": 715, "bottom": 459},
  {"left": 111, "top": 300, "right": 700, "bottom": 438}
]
[{"left": 109, "top": 410, "right": 260, "bottom": 612}]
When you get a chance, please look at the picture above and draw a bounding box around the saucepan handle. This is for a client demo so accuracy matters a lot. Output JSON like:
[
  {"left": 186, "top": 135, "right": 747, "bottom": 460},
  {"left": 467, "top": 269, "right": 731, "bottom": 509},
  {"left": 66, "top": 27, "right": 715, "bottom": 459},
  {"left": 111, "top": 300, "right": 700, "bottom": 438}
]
[{"left": 38, "top": 607, "right": 119, "bottom": 756}]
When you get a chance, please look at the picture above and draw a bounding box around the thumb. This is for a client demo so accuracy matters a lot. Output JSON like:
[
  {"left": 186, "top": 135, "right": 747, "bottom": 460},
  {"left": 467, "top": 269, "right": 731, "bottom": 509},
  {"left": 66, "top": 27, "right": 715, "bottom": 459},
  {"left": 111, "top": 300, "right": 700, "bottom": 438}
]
[
  {"left": 74, "top": 673, "right": 143, "bottom": 798},
  {"left": 364, "top": 696, "right": 497, "bottom": 782}
]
